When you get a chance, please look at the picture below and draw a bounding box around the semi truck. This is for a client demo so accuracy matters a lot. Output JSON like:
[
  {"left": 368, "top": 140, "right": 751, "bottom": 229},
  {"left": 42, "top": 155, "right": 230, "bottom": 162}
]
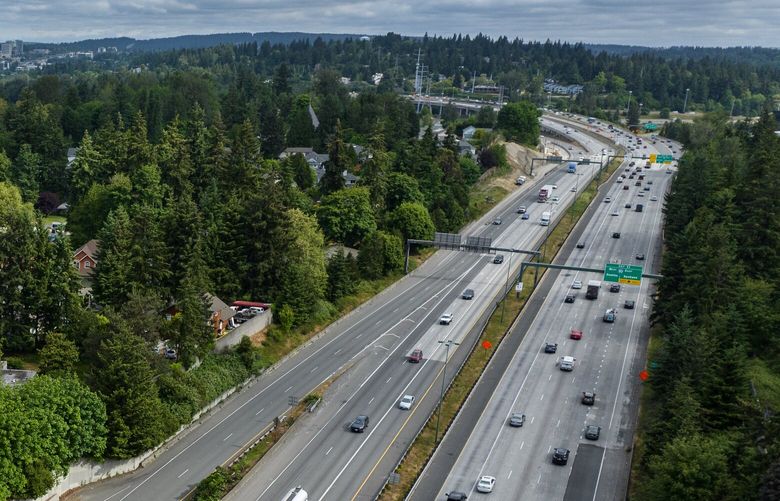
[
  {"left": 567, "top": 162, "right": 577, "bottom": 173},
  {"left": 538, "top": 184, "right": 554, "bottom": 202},
  {"left": 540, "top": 211, "right": 551, "bottom": 226},
  {"left": 585, "top": 280, "right": 601, "bottom": 299}
]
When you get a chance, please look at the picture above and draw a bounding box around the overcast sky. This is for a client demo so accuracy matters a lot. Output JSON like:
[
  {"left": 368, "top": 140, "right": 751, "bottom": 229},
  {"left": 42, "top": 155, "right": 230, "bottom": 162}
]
[{"left": 1, "top": 0, "right": 778, "bottom": 47}]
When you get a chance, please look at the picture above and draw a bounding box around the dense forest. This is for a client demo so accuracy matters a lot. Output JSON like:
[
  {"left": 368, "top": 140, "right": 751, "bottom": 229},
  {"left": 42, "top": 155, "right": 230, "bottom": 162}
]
[
  {"left": 0, "top": 35, "right": 510, "bottom": 499},
  {"left": 634, "top": 113, "right": 780, "bottom": 500}
]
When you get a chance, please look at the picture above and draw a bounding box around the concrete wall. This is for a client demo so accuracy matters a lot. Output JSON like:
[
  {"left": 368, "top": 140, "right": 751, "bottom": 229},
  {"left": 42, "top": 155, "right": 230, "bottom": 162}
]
[{"left": 215, "top": 310, "right": 272, "bottom": 351}]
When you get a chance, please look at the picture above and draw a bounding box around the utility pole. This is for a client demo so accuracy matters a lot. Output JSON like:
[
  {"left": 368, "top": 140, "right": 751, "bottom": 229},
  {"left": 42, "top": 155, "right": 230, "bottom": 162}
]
[
  {"left": 683, "top": 88, "right": 690, "bottom": 113},
  {"left": 435, "top": 339, "right": 460, "bottom": 444}
]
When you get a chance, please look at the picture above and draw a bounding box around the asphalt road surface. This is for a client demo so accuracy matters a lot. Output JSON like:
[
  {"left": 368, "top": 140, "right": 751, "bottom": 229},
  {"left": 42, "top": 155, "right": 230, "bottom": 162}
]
[
  {"left": 412, "top": 131, "right": 681, "bottom": 501},
  {"left": 68, "top": 117, "right": 615, "bottom": 501}
]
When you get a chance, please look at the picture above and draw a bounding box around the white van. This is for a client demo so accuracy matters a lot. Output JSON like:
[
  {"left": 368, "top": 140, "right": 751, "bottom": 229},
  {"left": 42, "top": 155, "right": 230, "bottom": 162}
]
[
  {"left": 282, "top": 486, "right": 308, "bottom": 501},
  {"left": 559, "top": 356, "right": 575, "bottom": 371},
  {"left": 540, "top": 211, "right": 551, "bottom": 226}
]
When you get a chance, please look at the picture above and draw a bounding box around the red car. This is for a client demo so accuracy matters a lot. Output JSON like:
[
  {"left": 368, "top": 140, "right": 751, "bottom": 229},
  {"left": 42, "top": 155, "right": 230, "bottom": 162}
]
[
  {"left": 408, "top": 349, "right": 423, "bottom": 363},
  {"left": 570, "top": 329, "right": 583, "bottom": 340}
]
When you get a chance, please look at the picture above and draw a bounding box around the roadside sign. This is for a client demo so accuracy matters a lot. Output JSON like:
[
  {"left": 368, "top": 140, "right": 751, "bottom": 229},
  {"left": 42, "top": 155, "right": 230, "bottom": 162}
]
[
  {"left": 603, "top": 263, "right": 643, "bottom": 285},
  {"left": 657, "top": 154, "right": 673, "bottom": 163},
  {"left": 649, "top": 154, "right": 657, "bottom": 163},
  {"left": 515, "top": 282, "right": 524, "bottom": 292},
  {"left": 547, "top": 156, "right": 563, "bottom": 162}
]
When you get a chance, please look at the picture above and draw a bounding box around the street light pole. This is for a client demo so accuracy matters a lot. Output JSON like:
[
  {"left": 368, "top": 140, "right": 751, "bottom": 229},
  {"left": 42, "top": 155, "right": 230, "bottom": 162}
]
[
  {"left": 500, "top": 250, "right": 514, "bottom": 323},
  {"left": 625, "top": 90, "right": 633, "bottom": 120},
  {"left": 435, "top": 339, "right": 460, "bottom": 444},
  {"left": 683, "top": 88, "right": 690, "bottom": 113}
]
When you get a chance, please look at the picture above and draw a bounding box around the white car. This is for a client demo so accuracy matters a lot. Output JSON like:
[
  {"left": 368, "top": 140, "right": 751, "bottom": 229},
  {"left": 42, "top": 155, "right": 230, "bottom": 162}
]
[
  {"left": 551, "top": 184, "right": 558, "bottom": 190},
  {"left": 551, "top": 196, "right": 560, "bottom": 203},
  {"left": 611, "top": 210, "right": 619, "bottom": 216},
  {"left": 572, "top": 280, "right": 582, "bottom": 289},
  {"left": 604, "top": 197, "right": 611, "bottom": 203},
  {"left": 476, "top": 475, "right": 496, "bottom": 493},
  {"left": 650, "top": 195, "right": 658, "bottom": 201},
  {"left": 439, "top": 313, "right": 454, "bottom": 325},
  {"left": 570, "top": 186, "right": 577, "bottom": 192},
  {"left": 398, "top": 394, "right": 415, "bottom": 410}
]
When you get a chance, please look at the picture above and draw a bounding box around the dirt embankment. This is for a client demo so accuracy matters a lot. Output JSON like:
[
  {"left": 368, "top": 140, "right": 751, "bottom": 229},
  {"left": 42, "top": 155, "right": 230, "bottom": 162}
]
[{"left": 481, "top": 141, "right": 538, "bottom": 192}]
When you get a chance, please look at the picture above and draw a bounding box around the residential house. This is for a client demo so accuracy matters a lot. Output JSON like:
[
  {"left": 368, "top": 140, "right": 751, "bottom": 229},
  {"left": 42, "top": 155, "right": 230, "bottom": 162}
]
[
  {"left": 162, "top": 293, "right": 236, "bottom": 337},
  {"left": 73, "top": 239, "right": 98, "bottom": 278},
  {"left": 279, "top": 147, "right": 361, "bottom": 186},
  {"left": 458, "top": 139, "right": 476, "bottom": 157},
  {"left": 66, "top": 147, "right": 77, "bottom": 170},
  {"left": 462, "top": 126, "right": 477, "bottom": 139}
]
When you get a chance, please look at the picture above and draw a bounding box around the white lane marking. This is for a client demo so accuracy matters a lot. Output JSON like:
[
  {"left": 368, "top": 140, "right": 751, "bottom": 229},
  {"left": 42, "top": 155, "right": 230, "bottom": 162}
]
[
  {"left": 255, "top": 408, "right": 265, "bottom": 416},
  {"left": 537, "top": 474, "right": 542, "bottom": 484},
  {"left": 355, "top": 333, "right": 362, "bottom": 339},
  {"left": 223, "top": 433, "right": 233, "bottom": 442},
  {"left": 334, "top": 349, "right": 342, "bottom": 355},
  {"left": 368, "top": 397, "right": 374, "bottom": 406},
  {"left": 310, "top": 366, "right": 318, "bottom": 373},
  {"left": 325, "top": 447, "right": 333, "bottom": 456},
  {"left": 386, "top": 377, "right": 392, "bottom": 384},
  {"left": 556, "top": 419, "right": 561, "bottom": 428},
  {"left": 375, "top": 321, "right": 382, "bottom": 326},
  {"left": 530, "top": 417, "right": 534, "bottom": 424},
  {"left": 393, "top": 308, "right": 399, "bottom": 313},
  {"left": 540, "top": 393, "right": 544, "bottom": 401},
  {"left": 284, "top": 386, "right": 293, "bottom": 393},
  {"left": 177, "top": 469, "right": 189, "bottom": 479},
  {"left": 508, "top": 470, "right": 513, "bottom": 479},
  {"left": 548, "top": 374, "right": 552, "bottom": 381}
]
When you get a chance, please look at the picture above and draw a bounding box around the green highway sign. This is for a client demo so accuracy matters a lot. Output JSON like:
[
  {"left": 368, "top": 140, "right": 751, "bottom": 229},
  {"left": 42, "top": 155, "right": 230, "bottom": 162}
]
[
  {"left": 604, "top": 263, "right": 643, "bottom": 285},
  {"left": 548, "top": 156, "right": 563, "bottom": 162},
  {"left": 656, "top": 154, "right": 673, "bottom": 163}
]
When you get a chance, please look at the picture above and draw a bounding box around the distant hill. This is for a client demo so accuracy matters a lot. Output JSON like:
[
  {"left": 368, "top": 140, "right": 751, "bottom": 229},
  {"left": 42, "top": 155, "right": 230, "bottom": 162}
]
[
  {"left": 586, "top": 44, "right": 780, "bottom": 67},
  {"left": 25, "top": 32, "right": 367, "bottom": 53}
]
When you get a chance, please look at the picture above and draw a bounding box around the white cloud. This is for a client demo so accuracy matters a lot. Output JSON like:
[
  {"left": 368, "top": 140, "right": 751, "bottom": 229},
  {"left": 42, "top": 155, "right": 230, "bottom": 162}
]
[{"left": 0, "top": 0, "right": 777, "bottom": 46}]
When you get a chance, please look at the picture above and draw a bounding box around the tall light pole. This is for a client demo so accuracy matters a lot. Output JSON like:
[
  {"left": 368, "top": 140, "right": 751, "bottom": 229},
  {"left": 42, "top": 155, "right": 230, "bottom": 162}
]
[
  {"left": 500, "top": 250, "right": 514, "bottom": 323},
  {"left": 625, "top": 90, "right": 633, "bottom": 119},
  {"left": 683, "top": 88, "right": 690, "bottom": 113},
  {"left": 435, "top": 339, "right": 460, "bottom": 444}
]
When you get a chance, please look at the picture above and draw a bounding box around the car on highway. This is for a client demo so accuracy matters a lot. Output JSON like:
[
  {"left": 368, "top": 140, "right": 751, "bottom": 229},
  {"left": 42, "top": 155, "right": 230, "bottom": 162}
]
[
  {"left": 582, "top": 391, "right": 595, "bottom": 405},
  {"left": 603, "top": 197, "right": 611, "bottom": 203},
  {"left": 445, "top": 491, "right": 468, "bottom": 501},
  {"left": 439, "top": 313, "right": 454, "bottom": 325},
  {"left": 508, "top": 413, "right": 526, "bottom": 427},
  {"left": 625, "top": 203, "right": 632, "bottom": 209},
  {"left": 585, "top": 425, "right": 601, "bottom": 440},
  {"left": 610, "top": 283, "right": 621, "bottom": 293},
  {"left": 666, "top": 169, "right": 673, "bottom": 174},
  {"left": 611, "top": 210, "right": 619, "bottom": 216},
  {"left": 565, "top": 293, "right": 575, "bottom": 303},
  {"left": 552, "top": 448, "right": 570, "bottom": 465},
  {"left": 493, "top": 254, "right": 504, "bottom": 264},
  {"left": 603, "top": 308, "right": 617, "bottom": 323},
  {"left": 572, "top": 280, "right": 582, "bottom": 289},
  {"left": 516, "top": 206, "right": 527, "bottom": 214},
  {"left": 476, "top": 476, "right": 496, "bottom": 493},
  {"left": 635, "top": 181, "right": 641, "bottom": 186},
  {"left": 638, "top": 192, "right": 645, "bottom": 197},
  {"left": 612, "top": 232, "right": 621, "bottom": 239},
  {"left": 551, "top": 196, "right": 560, "bottom": 203},
  {"left": 544, "top": 342, "right": 558, "bottom": 353},
  {"left": 570, "top": 329, "right": 583, "bottom": 340},
  {"left": 398, "top": 395, "right": 415, "bottom": 410},
  {"left": 409, "top": 349, "right": 423, "bottom": 363},
  {"left": 624, "top": 300, "right": 635, "bottom": 309},
  {"left": 571, "top": 186, "right": 577, "bottom": 192},
  {"left": 350, "top": 415, "right": 369, "bottom": 432},
  {"left": 576, "top": 242, "right": 585, "bottom": 248},
  {"left": 462, "top": 289, "right": 475, "bottom": 300},
  {"left": 559, "top": 356, "right": 575, "bottom": 371},
  {"left": 644, "top": 186, "right": 651, "bottom": 191},
  {"left": 629, "top": 161, "right": 635, "bottom": 166},
  {"left": 493, "top": 217, "right": 502, "bottom": 225},
  {"left": 521, "top": 213, "right": 530, "bottom": 220},
  {"left": 552, "top": 184, "right": 558, "bottom": 190},
  {"left": 648, "top": 180, "right": 654, "bottom": 185},
  {"left": 650, "top": 195, "right": 658, "bottom": 201},
  {"left": 636, "top": 253, "right": 645, "bottom": 260},
  {"left": 623, "top": 185, "right": 629, "bottom": 190}
]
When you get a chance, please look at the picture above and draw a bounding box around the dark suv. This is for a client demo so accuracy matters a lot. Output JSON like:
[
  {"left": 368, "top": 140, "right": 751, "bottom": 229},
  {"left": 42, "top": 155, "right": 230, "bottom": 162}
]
[
  {"left": 582, "top": 391, "right": 595, "bottom": 405},
  {"left": 350, "top": 415, "right": 369, "bottom": 432},
  {"left": 445, "top": 492, "right": 468, "bottom": 501},
  {"left": 461, "top": 289, "right": 475, "bottom": 300},
  {"left": 552, "top": 448, "right": 570, "bottom": 465}
]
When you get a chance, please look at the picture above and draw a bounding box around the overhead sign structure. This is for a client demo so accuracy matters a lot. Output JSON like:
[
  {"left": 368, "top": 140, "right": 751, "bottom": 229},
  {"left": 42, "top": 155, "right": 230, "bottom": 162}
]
[
  {"left": 603, "top": 263, "right": 643, "bottom": 285},
  {"left": 657, "top": 154, "right": 674, "bottom": 164},
  {"left": 547, "top": 156, "right": 563, "bottom": 162}
]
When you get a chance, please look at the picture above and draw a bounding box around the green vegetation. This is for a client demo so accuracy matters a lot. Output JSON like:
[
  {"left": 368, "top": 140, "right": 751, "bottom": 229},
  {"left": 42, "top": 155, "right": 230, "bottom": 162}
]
[{"left": 632, "top": 112, "right": 780, "bottom": 500}]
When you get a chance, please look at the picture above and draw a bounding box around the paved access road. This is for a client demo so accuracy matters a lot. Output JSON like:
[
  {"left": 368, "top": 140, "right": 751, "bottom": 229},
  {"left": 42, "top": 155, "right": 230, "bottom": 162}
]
[
  {"left": 416, "top": 131, "right": 681, "bottom": 501},
  {"left": 69, "top": 118, "right": 608, "bottom": 501}
]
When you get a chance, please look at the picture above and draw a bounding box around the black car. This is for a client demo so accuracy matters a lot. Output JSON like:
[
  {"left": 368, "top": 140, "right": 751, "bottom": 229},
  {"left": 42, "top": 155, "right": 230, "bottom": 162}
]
[
  {"left": 576, "top": 242, "right": 585, "bottom": 249},
  {"left": 582, "top": 391, "right": 595, "bottom": 405},
  {"left": 635, "top": 181, "right": 641, "bottom": 186},
  {"left": 624, "top": 300, "right": 636, "bottom": 309},
  {"left": 552, "top": 448, "right": 570, "bottom": 465},
  {"left": 636, "top": 253, "right": 645, "bottom": 260},
  {"left": 565, "top": 293, "right": 575, "bottom": 303},
  {"left": 544, "top": 343, "right": 558, "bottom": 354},
  {"left": 612, "top": 232, "right": 621, "bottom": 239},
  {"left": 350, "top": 415, "right": 369, "bottom": 433},
  {"left": 462, "top": 289, "right": 475, "bottom": 300},
  {"left": 445, "top": 492, "right": 468, "bottom": 501},
  {"left": 610, "top": 283, "right": 621, "bottom": 293},
  {"left": 623, "top": 185, "right": 629, "bottom": 190},
  {"left": 585, "top": 425, "right": 601, "bottom": 440},
  {"left": 625, "top": 203, "right": 632, "bottom": 209},
  {"left": 493, "top": 254, "right": 504, "bottom": 264}
]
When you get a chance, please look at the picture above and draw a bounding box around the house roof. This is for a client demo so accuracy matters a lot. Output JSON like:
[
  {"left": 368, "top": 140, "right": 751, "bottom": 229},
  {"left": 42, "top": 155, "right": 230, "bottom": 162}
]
[
  {"left": 205, "top": 293, "right": 235, "bottom": 320},
  {"left": 73, "top": 239, "right": 98, "bottom": 261}
]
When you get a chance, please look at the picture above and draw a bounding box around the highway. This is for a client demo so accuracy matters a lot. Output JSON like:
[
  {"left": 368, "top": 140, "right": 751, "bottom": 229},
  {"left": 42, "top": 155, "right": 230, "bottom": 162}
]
[
  {"left": 223, "top": 121, "right": 615, "bottom": 501},
  {"left": 68, "top": 117, "right": 614, "bottom": 501},
  {"left": 411, "top": 128, "right": 681, "bottom": 501}
]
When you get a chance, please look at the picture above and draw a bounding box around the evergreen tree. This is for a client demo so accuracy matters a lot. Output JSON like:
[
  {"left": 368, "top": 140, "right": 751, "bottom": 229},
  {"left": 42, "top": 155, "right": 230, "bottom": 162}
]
[{"left": 321, "top": 120, "right": 349, "bottom": 195}]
